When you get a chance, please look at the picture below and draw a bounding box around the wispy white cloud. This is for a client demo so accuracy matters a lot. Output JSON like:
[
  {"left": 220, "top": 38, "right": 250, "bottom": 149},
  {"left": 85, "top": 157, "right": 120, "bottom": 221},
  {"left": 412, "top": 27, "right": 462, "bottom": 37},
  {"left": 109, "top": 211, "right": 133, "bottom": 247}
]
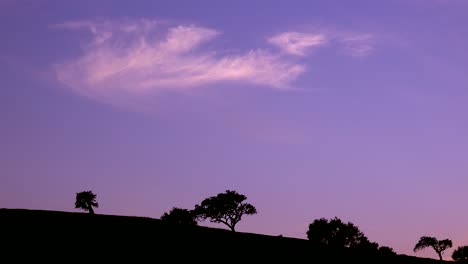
[
  {"left": 339, "top": 33, "right": 375, "bottom": 57},
  {"left": 52, "top": 19, "right": 376, "bottom": 108},
  {"left": 53, "top": 19, "right": 305, "bottom": 103},
  {"left": 268, "top": 32, "right": 326, "bottom": 56},
  {"left": 269, "top": 30, "right": 376, "bottom": 57}
]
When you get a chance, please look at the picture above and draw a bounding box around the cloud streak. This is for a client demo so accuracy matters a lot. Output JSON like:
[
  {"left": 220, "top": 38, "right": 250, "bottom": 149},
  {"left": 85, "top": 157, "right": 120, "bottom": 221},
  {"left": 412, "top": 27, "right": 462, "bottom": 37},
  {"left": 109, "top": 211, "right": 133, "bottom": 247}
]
[
  {"left": 339, "top": 33, "right": 375, "bottom": 57},
  {"left": 52, "top": 19, "right": 377, "bottom": 107},
  {"left": 53, "top": 19, "right": 305, "bottom": 103},
  {"left": 268, "top": 32, "right": 326, "bottom": 56},
  {"left": 269, "top": 30, "right": 376, "bottom": 58}
]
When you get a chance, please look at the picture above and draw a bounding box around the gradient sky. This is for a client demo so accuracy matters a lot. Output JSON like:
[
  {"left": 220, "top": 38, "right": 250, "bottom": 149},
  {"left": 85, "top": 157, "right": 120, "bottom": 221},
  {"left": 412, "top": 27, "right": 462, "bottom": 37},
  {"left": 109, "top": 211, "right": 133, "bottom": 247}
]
[{"left": 2, "top": 0, "right": 468, "bottom": 260}]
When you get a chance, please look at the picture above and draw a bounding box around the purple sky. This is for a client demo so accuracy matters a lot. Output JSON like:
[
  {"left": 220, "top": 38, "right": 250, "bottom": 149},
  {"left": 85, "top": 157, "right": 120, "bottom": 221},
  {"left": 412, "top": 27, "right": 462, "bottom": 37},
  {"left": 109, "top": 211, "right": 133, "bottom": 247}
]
[{"left": 2, "top": 0, "right": 468, "bottom": 259}]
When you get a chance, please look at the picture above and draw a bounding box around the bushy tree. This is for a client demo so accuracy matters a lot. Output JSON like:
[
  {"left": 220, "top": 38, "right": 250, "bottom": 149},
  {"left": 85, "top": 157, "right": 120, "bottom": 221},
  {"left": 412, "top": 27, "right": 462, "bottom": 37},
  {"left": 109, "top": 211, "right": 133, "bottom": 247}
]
[
  {"left": 306, "top": 217, "right": 370, "bottom": 249},
  {"left": 452, "top": 246, "right": 468, "bottom": 262},
  {"left": 75, "top": 191, "right": 98, "bottom": 214},
  {"left": 193, "top": 190, "right": 257, "bottom": 232},
  {"left": 160, "top": 207, "right": 197, "bottom": 225},
  {"left": 378, "top": 246, "right": 397, "bottom": 257},
  {"left": 414, "top": 236, "right": 452, "bottom": 260}
]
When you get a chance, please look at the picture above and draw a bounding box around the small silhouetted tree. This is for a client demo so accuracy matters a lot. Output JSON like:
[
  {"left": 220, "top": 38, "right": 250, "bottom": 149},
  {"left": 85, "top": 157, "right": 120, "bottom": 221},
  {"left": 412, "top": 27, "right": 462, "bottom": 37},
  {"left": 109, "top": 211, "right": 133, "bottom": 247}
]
[
  {"left": 414, "top": 236, "right": 452, "bottom": 261},
  {"left": 378, "top": 246, "right": 397, "bottom": 257},
  {"left": 306, "top": 217, "right": 370, "bottom": 249},
  {"left": 160, "top": 207, "right": 197, "bottom": 225},
  {"left": 193, "top": 190, "right": 257, "bottom": 232},
  {"left": 452, "top": 246, "right": 468, "bottom": 262},
  {"left": 379, "top": 246, "right": 396, "bottom": 255},
  {"left": 75, "top": 191, "right": 98, "bottom": 214}
]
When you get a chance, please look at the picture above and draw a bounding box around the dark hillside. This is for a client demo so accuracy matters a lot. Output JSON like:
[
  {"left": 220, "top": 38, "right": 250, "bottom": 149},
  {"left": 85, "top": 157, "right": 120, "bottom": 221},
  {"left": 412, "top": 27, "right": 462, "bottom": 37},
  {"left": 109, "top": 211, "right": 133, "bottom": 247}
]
[{"left": 0, "top": 209, "right": 448, "bottom": 263}]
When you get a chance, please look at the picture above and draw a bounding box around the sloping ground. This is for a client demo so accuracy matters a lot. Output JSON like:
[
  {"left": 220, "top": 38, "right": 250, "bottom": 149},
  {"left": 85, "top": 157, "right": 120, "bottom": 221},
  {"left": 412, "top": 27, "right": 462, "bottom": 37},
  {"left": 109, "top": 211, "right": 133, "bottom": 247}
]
[{"left": 0, "top": 209, "right": 447, "bottom": 263}]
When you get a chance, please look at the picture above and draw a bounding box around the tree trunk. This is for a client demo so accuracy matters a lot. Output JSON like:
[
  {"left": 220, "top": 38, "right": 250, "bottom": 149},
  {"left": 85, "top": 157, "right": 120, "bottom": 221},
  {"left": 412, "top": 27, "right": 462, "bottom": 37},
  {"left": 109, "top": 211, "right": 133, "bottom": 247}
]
[
  {"left": 88, "top": 206, "right": 95, "bottom": 215},
  {"left": 229, "top": 225, "right": 236, "bottom": 232},
  {"left": 437, "top": 251, "right": 443, "bottom": 261}
]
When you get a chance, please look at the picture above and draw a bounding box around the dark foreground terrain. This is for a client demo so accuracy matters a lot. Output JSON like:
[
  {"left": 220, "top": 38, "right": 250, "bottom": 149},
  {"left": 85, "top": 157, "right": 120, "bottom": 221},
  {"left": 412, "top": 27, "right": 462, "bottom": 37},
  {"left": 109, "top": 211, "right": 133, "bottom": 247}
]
[{"left": 1, "top": 209, "right": 448, "bottom": 263}]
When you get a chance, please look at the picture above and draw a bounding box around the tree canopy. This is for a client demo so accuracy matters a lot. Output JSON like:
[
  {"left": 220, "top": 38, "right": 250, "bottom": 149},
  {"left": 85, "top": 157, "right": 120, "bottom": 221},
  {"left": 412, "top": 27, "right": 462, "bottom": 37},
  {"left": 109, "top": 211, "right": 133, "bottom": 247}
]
[
  {"left": 160, "top": 207, "right": 197, "bottom": 225},
  {"left": 452, "top": 246, "right": 468, "bottom": 262},
  {"left": 75, "top": 191, "right": 99, "bottom": 214},
  {"left": 378, "top": 246, "right": 397, "bottom": 257},
  {"left": 306, "top": 217, "right": 398, "bottom": 259},
  {"left": 193, "top": 190, "right": 257, "bottom": 232},
  {"left": 414, "top": 236, "right": 452, "bottom": 261},
  {"left": 306, "top": 217, "right": 370, "bottom": 249}
]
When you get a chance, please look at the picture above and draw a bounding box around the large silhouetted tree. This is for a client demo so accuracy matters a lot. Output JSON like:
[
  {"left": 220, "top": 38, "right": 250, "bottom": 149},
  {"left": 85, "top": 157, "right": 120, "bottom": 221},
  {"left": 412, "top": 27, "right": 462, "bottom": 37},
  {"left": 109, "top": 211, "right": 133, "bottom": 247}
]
[
  {"left": 306, "top": 217, "right": 370, "bottom": 249},
  {"left": 75, "top": 191, "right": 98, "bottom": 214},
  {"left": 193, "top": 190, "right": 257, "bottom": 232},
  {"left": 160, "top": 207, "right": 197, "bottom": 225},
  {"left": 452, "top": 246, "right": 468, "bottom": 262},
  {"left": 414, "top": 236, "right": 452, "bottom": 260}
]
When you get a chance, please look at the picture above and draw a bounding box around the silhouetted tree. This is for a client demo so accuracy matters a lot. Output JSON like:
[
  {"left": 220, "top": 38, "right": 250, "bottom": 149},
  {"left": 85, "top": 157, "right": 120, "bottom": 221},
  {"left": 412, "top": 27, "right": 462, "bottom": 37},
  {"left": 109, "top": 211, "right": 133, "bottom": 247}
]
[
  {"left": 357, "top": 239, "right": 379, "bottom": 252},
  {"left": 378, "top": 246, "right": 397, "bottom": 257},
  {"left": 160, "top": 207, "right": 197, "bottom": 225},
  {"left": 452, "top": 246, "right": 468, "bottom": 262},
  {"left": 193, "top": 190, "right": 257, "bottom": 232},
  {"left": 75, "top": 191, "right": 98, "bottom": 214},
  {"left": 414, "top": 236, "right": 452, "bottom": 261},
  {"left": 306, "top": 217, "right": 371, "bottom": 249}
]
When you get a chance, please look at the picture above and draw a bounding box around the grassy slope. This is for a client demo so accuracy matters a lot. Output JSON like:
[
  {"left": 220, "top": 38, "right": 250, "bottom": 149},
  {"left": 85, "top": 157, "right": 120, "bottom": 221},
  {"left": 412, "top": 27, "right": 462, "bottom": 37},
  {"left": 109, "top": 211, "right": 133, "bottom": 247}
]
[{"left": 0, "top": 209, "right": 448, "bottom": 263}]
